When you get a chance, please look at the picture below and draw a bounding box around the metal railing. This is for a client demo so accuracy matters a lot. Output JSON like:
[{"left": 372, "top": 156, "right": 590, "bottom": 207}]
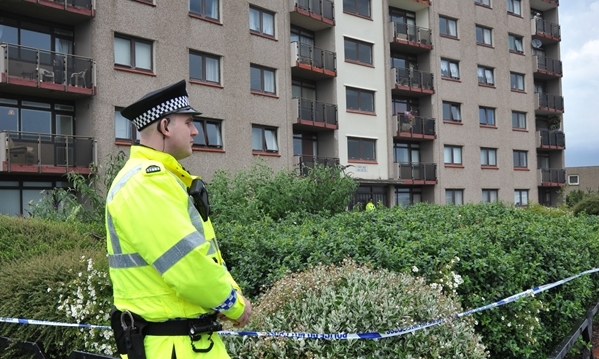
[
  {"left": 537, "top": 93, "right": 565, "bottom": 112},
  {"left": 538, "top": 130, "right": 565, "bottom": 148},
  {"left": 395, "top": 114, "right": 436, "bottom": 137},
  {"left": 291, "top": 42, "right": 336, "bottom": 74},
  {"left": 294, "top": 155, "right": 340, "bottom": 175},
  {"left": 394, "top": 162, "right": 437, "bottom": 182},
  {"left": 393, "top": 67, "right": 434, "bottom": 91},
  {"left": 293, "top": 97, "right": 338, "bottom": 126},
  {"left": 0, "top": 43, "right": 95, "bottom": 89},
  {"left": 548, "top": 300, "right": 598, "bottom": 359},
  {"left": 534, "top": 55, "right": 563, "bottom": 76},
  {"left": 1, "top": 130, "right": 96, "bottom": 169},
  {"left": 390, "top": 21, "right": 432, "bottom": 46},
  {"left": 533, "top": 18, "right": 561, "bottom": 39},
  {"left": 292, "top": 0, "right": 334, "bottom": 21},
  {"left": 539, "top": 168, "right": 566, "bottom": 185}
]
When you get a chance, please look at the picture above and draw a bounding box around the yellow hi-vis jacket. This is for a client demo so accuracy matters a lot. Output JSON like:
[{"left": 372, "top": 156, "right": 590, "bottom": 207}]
[{"left": 106, "top": 145, "right": 245, "bottom": 359}]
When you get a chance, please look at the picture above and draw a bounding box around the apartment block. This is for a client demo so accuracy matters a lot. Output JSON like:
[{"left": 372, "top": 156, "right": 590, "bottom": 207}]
[{"left": 0, "top": 0, "right": 564, "bottom": 216}]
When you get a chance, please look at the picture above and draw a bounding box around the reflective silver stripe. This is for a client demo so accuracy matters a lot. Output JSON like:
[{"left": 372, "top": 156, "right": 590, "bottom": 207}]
[
  {"left": 108, "top": 253, "right": 148, "bottom": 268},
  {"left": 107, "top": 164, "right": 142, "bottom": 203},
  {"left": 188, "top": 197, "right": 205, "bottom": 237},
  {"left": 153, "top": 232, "right": 207, "bottom": 275},
  {"left": 106, "top": 211, "right": 121, "bottom": 254}
]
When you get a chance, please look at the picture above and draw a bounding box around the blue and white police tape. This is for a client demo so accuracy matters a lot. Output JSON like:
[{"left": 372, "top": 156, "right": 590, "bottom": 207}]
[{"left": 2, "top": 266, "right": 599, "bottom": 340}]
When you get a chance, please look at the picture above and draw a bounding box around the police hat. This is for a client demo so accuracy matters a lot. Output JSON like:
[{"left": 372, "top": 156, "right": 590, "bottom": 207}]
[{"left": 121, "top": 80, "right": 202, "bottom": 131}]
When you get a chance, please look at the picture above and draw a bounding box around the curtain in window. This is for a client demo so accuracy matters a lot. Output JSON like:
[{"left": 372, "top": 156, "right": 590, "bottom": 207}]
[
  {"left": 483, "top": 30, "right": 491, "bottom": 44},
  {"left": 205, "top": 57, "right": 219, "bottom": 82},
  {"left": 515, "top": 38, "right": 523, "bottom": 52},
  {"left": 485, "top": 70, "right": 493, "bottom": 85},
  {"left": 56, "top": 115, "right": 73, "bottom": 136},
  {"left": 448, "top": 21, "right": 457, "bottom": 36},
  {"left": 489, "top": 149, "right": 496, "bottom": 165},
  {"left": 251, "top": 127, "right": 262, "bottom": 150},
  {"left": 249, "top": 8, "right": 260, "bottom": 32},
  {"left": 477, "top": 67, "right": 485, "bottom": 83},
  {"left": 206, "top": 122, "right": 222, "bottom": 146},
  {"left": 115, "top": 110, "right": 131, "bottom": 139},
  {"left": 114, "top": 38, "right": 131, "bottom": 66},
  {"left": 263, "top": 13, "right": 274, "bottom": 35},
  {"left": 205, "top": 0, "right": 218, "bottom": 19},
  {"left": 263, "top": 70, "right": 275, "bottom": 93},
  {"left": 441, "top": 61, "right": 449, "bottom": 77},
  {"left": 195, "top": 123, "right": 206, "bottom": 145},
  {"left": 449, "top": 63, "right": 459, "bottom": 78},
  {"left": 135, "top": 42, "right": 151, "bottom": 70}
]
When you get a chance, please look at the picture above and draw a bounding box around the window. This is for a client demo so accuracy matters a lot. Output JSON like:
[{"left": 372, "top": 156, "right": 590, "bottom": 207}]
[
  {"left": 513, "top": 150, "right": 527, "bottom": 168},
  {"left": 0, "top": 97, "right": 73, "bottom": 137},
  {"left": 442, "top": 101, "right": 461, "bottom": 122},
  {"left": 444, "top": 145, "right": 462, "bottom": 165},
  {"left": 482, "top": 189, "right": 498, "bottom": 203},
  {"left": 508, "top": 34, "right": 524, "bottom": 53},
  {"left": 250, "top": 65, "right": 276, "bottom": 94},
  {"left": 348, "top": 137, "right": 376, "bottom": 161},
  {"left": 252, "top": 125, "right": 278, "bottom": 152},
  {"left": 115, "top": 107, "right": 139, "bottom": 142},
  {"left": 440, "top": 58, "right": 460, "bottom": 80},
  {"left": 0, "top": 180, "right": 69, "bottom": 217},
  {"left": 510, "top": 72, "right": 525, "bottom": 91},
  {"left": 446, "top": 189, "right": 464, "bottom": 205},
  {"left": 395, "top": 187, "right": 422, "bottom": 208},
  {"left": 194, "top": 118, "right": 222, "bottom": 148},
  {"left": 477, "top": 66, "right": 494, "bottom": 86},
  {"left": 476, "top": 25, "right": 492, "bottom": 45},
  {"left": 189, "top": 0, "right": 219, "bottom": 20},
  {"left": 114, "top": 34, "right": 153, "bottom": 71},
  {"left": 344, "top": 38, "right": 373, "bottom": 65},
  {"left": 189, "top": 51, "right": 220, "bottom": 84},
  {"left": 440, "top": 16, "right": 458, "bottom": 37},
  {"left": 249, "top": 6, "right": 274, "bottom": 37},
  {"left": 343, "top": 0, "right": 371, "bottom": 18},
  {"left": 480, "top": 148, "right": 497, "bottom": 166},
  {"left": 475, "top": 0, "right": 491, "bottom": 6},
  {"left": 568, "top": 175, "right": 580, "bottom": 185},
  {"left": 346, "top": 87, "right": 374, "bottom": 113},
  {"left": 507, "top": 0, "right": 522, "bottom": 15},
  {"left": 514, "top": 189, "right": 528, "bottom": 206},
  {"left": 512, "top": 111, "right": 526, "bottom": 129},
  {"left": 479, "top": 107, "right": 496, "bottom": 126}
]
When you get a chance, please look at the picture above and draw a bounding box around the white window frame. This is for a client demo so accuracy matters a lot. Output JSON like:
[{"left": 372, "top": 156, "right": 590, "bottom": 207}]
[{"left": 568, "top": 175, "right": 580, "bottom": 186}]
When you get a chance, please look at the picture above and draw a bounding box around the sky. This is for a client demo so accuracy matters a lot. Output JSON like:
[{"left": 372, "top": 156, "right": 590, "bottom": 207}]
[{"left": 560, "top": 0, "right": 599, "bottom": 167}]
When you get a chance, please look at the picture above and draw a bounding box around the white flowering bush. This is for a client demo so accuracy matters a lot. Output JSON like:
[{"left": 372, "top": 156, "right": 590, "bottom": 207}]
[
  {"left": 225, "top": 259, "right": 488, "bottom": 359},
  {"left": 53, "top": 255, "right": 115, "bottom": 356}
]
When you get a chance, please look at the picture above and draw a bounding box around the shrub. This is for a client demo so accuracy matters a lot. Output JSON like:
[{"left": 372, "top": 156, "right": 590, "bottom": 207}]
[
  {"left": 572, "top": 195, "right": 599, "bottom": 216},
  {"left": 225, "top": 260, "right": 488, "bottom": 359}
]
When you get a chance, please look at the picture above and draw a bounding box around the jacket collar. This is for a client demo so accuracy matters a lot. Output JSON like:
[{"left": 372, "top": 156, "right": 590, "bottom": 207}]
[{"left": 130, "top": 145, "right": 195, "bottom": 186}]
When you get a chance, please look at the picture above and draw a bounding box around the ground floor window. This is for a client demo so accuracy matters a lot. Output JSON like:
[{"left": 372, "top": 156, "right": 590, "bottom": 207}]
[
  {"left": 0, "top": 179, "right": 69, "bottom": 216},
  {"left": 395, "top": 187, "right": 422, "bottom": 208}
]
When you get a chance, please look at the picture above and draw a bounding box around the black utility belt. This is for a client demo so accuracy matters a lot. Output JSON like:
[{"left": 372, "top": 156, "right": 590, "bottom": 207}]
[{"left": 144, "top": 315, "right": 220, "bottom": 336}]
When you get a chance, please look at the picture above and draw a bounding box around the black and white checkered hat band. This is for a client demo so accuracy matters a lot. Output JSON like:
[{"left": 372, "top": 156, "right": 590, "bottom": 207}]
[{"left": 132, "top": 96, "right": 189, "bottom": 130}]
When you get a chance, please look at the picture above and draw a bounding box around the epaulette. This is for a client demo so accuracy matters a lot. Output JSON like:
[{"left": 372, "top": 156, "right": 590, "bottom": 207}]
[{"left": 142, "top": 161, "right": 164, "bottom": 176}]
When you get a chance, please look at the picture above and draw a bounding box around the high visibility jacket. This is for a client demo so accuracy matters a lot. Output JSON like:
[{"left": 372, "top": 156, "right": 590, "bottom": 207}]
[{"left": 106, "top": 145, "right": 245, "bottom": 359}]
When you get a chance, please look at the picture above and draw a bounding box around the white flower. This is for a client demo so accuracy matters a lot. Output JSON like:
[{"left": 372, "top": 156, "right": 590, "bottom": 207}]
[{"left": 411, "top": 266, "right": 419, "bottom": 273}]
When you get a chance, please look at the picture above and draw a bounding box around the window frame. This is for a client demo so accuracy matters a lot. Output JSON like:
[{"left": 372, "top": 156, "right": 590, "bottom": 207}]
[
  {"left": 115, "top": 107, "right": 139, "bottom": 143},
  {"left": 252, "top": 124, "right": 278, "bottom": 153},
  {"left": 475, "top": 25, "right": 493, "bottom": 46},
  {"left": 249, "top": 5, "right": 275, "bottom": 37},
  {"left": 508, "top": 34, "right": 524, "bottom": 53},
  {"left": 477, "top": 65, "right": 495, "bottom": 86},
  {"left": 444, "top": 145, "right": 463, "bottom": 165},
  {"left": 480, "top": 147, "right": 497, "bottom": 166},
  {"left": 475, "top": 0, "right": 491, "bottom": 6},
  {"left": 510, "top": 72, "right": 525, "bottom": 91},
  {"left": 193, "top": 117, "right": 223, "bottom": 149},
  {"left": 439, "top": 16, "right": 458, "bottom": 38},
  {"left": 514, "top": 189, "right": 528, "bottom": 206},
  {"left": 113, "top": 34, "right": 153, "bottom": 72},
  {"left": 348, "top": 137, "right": 376, "bottom": 161},
  {"left": 512, "top": 111, "right": 526, "bottom": 129},
  {"left": 250, "top": 64, "right": 276, "bottom": 95},
  {"left": 346, "top": 87, "right": 375, "bottom": 113},
  {"left": 507, "top": 0, "right": 522, "bottom": 16},
  {"left": 482, "top": 189, "right": 498, "bottom": 203},
  {"left": 442, "top": 101, "right": 461, "bottom": 122},
  {"left": 568, "top": 175, "right": 580, "bottom": 185},
  {"left": 344, "top": 37, "right": 373, "bottom": 66},
  {"left": 343, "top": 0, "right": 372, "bottom": 18},
  {"left": 446, "top": 189, "right": 464, "bottom": 205},
  {"left": 189, "top": 50, "right": 221, "bottom": 84},
  {"left": 440, "top": 58, "right": 460, "bottom": 80},
  {"left": 479, "top": 106, "right": 496, "bottom": 126},
  {"left": 513, "top": 150, "right": 528, "bottom": 168},
  {"left": 189, "top": 0, "right": 219, "bottom": 21}
]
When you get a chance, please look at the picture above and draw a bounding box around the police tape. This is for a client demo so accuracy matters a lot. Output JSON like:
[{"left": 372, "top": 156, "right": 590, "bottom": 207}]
[{"left": 2, "top": 266, "right": 599, "bottom": 340}]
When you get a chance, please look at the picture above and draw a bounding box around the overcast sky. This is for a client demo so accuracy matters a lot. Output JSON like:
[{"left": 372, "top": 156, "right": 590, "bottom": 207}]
[{"left": 560, "top": 0, "right": 599, "bottom": 167}]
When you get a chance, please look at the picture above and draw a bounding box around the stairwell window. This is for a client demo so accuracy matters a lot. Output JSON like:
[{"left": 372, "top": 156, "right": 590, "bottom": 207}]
[
  {"left": 252, "top": 125, "right": 278, "bottom": 153},
  {"left": 508, "top": 34, "right": 524, "bottom": 53},
  {"left": 249, "top": 5, "right": 275, "bottom": 37},
  {"left": 346, "top": 87, "right": 374, "bottom": 113},
  {"left": 344, "top": 37, "right": 373, "bottom": 65},
  {"left": 348, "top": 137, "right": 376, "bottom": 161},
  {"left": 114, "top": 34, "right": 153, "bottom": 71},
  {"left": 441, "top": 58, "right": 460, "bottom": 80}
]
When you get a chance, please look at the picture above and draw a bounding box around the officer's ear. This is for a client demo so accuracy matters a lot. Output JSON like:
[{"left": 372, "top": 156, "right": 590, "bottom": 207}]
[{"left": 157, "top": 117, "right": 171, "bottom": 135}]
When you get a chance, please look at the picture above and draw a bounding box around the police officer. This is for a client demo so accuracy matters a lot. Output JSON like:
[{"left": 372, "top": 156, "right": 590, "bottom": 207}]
[{"left": 106, "top": 80, "right": 251, "bottom": 359}]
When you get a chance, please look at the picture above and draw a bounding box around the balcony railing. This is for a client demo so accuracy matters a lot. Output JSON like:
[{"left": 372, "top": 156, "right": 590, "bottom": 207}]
[
  {"left": 0, "top": 43, "right": 95, "bottom": 94},
  {"left": 292, "top": 97, "right": 338, "bottom": 128},
  {"left": 293, "top": 155, "right": 340, "bottom": 169},
  {"left": 14, "top": 0, "right": 95, "bottom": 20},
  {"left": 538, "top": 168, "right": 566, "bottom": 186},
  {"left": 291, "top": 42, "right": 336, "bottom": 76},
  {"left": 390, "top": 21, "right": 432, "bottom": 48},
  {"left": 394, "top": 162, "right": 437, "bottom": 183},
  {"left": 536, "top": 93, "right": 564, "bottom": 112},
  {"left": 392, "top": 67, "right": 434, "bottom": 93},
  {"left": 537, "top": 130, "right": 565, "bottom": 149},
  {"left": 394, "top": 114, "right": 436, "bottom": 138},
  {"left": 1, "top": 130, "right": 96, "bottom": 174},
  {"left": 533, "top": 55, "right": 562, "bottom": 77},
  {"left": 532, "top": 18, "right": 561, "bottom": 40},
  {"left": 290, "top": 0, "right": 334, "bottom": 25}
]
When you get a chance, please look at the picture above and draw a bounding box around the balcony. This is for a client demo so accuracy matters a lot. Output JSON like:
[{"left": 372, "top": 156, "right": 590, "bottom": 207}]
[
  {"left": 0, "top": 43, "right": 96, "bottom": 100},
  {"left": 391, "top": 67, "right": 434, "bottom": 96},
  {"left": 289, "top": 0, "right": 334, "bottom": 31},
  {"left": 0, "top": 0, "right": 95, "bottom": 24},
  {"left": 1, "top": 130, "right": 96, "bottom": 175},
  {"left": 538, "top": 168, "right": 566, "bottom": 187},
  {"left": 533, "top": 55, "right": 562, "bottom": 79},
  {"left": 290, "top": 42, "right": 336, "bottom": 80},
  {"left": 389, "top": 21, "right": 432, "bottom": 54},
  {"left": 530, "top": 0, "right": 558, "bottom": 11},
  {"left": 393, "top": 162, "right": 437, "bottom": 185},
  {"left": 292, "top": 98, "right": 338, "bottom": 130},
  {"left": 293, "top": 155, "right": 340, "bottom": 175},
  {"left": 389, "top": 0, "right": 431, "bottom": 7},
  {"left": 531, "top": 18, "right": 561, "bottom": 43},
  {"left": 393, "top": 114, "right": 435, "bottom": 140},
  {"left": 535, "top": 93, "right": 564, "bottom": 115},
  {"left": 536, "top": 130, "right": 565, "bottom": 150}
]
